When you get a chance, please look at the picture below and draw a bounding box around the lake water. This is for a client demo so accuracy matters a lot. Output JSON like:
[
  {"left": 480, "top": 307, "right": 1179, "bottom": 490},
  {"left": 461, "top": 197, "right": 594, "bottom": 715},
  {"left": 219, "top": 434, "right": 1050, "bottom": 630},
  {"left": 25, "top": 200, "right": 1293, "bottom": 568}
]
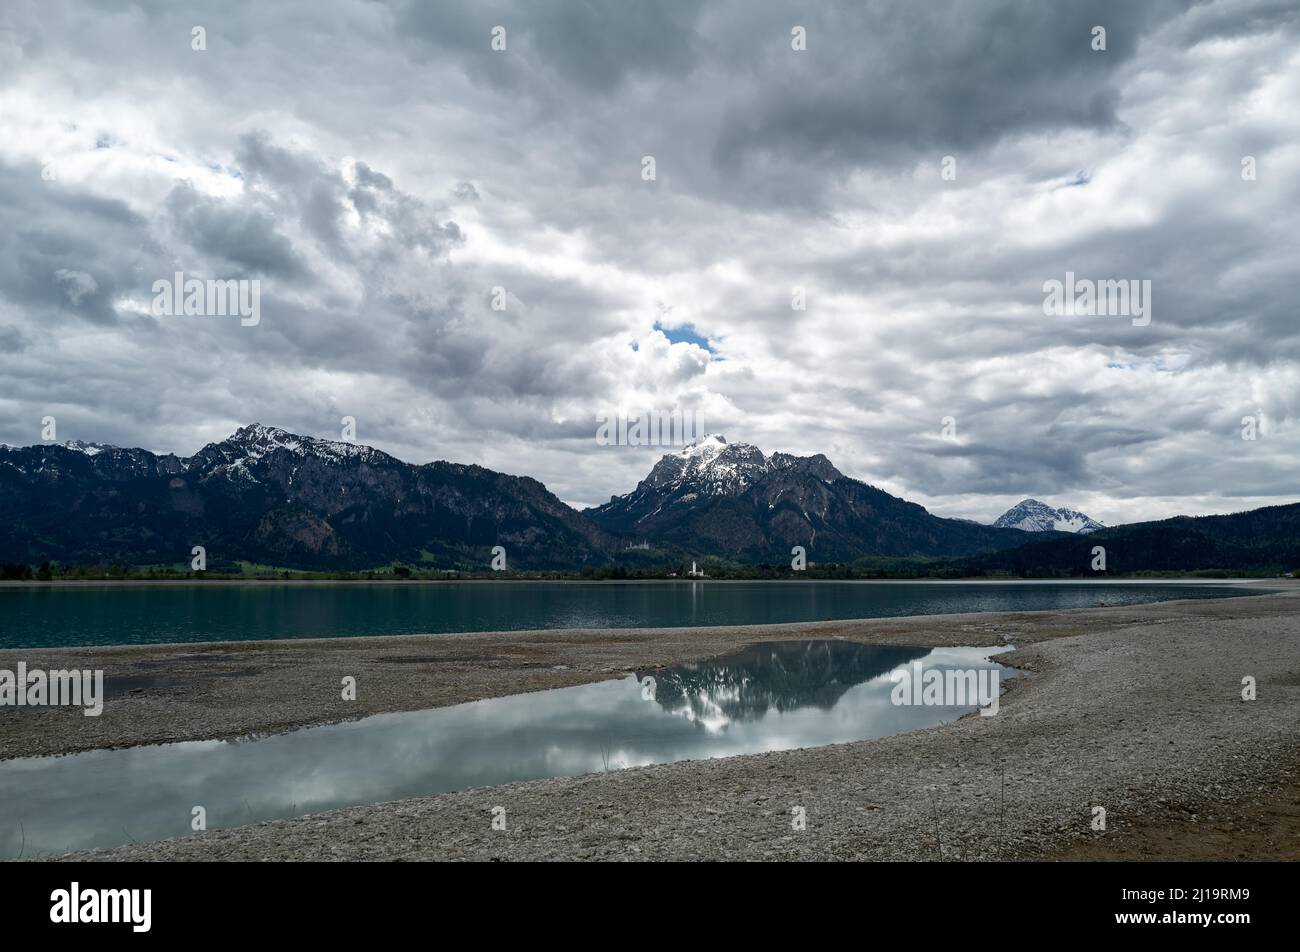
[
  {"left": 0, "top": 641, "right": 1010, "bottom": 858},
  {"left": 0, "top": 579, "right": 1260, "bottom": 649}
]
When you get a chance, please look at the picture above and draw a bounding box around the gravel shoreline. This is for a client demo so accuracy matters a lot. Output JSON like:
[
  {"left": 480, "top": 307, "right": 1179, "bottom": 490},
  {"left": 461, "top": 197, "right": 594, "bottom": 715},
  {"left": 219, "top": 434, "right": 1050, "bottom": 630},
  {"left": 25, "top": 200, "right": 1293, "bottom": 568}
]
[
  {"left": 4, "top": 582, "right": 1297, "bottom": 860},
  {"left": 1, "top": 581, "right": 1286, "bottom": 760}
]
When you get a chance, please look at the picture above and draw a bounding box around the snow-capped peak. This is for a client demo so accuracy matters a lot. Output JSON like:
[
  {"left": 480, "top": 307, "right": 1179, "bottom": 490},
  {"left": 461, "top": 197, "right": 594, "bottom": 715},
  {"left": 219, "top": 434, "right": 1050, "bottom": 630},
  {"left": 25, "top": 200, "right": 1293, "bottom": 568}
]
[
  {"left": 63, "top": 440, "right": 115, "bottom": 457},
  {"left": 673, "top": 433, "right": 761, "bottom": 471},
  {"left": 230, "top": 423, "right": 303, "bottom": 452},
  {"left": 636, "top": 435, "right": 846, "bottom": 499},
  {"left": 202, "top": 424, "right": 394, "bottom": 482},
  {"left": 643, "top": 434, "right": 769, "bottom": 495},
  {"left": 226, "top": 423, "right": 382, "bottom": 460},
  {"left": 993, "top": 498, "right": 1105, "bottom": 534},
  {"left": 675, "top": 433, "right": 729, "bottom": 460}
]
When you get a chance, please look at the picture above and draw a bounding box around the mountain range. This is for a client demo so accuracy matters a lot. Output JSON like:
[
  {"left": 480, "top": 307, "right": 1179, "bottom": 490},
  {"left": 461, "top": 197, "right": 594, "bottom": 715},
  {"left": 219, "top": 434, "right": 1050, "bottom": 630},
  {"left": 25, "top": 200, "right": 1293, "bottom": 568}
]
[
  {"left": 0, "top": 424, "right": 613, "bottom": 570},
  {"left": 1, "top": 425, "right": 1294, "bottom": 573},
  {"left": 587, "top": 434, "right": 1029, "bottom": 561}
]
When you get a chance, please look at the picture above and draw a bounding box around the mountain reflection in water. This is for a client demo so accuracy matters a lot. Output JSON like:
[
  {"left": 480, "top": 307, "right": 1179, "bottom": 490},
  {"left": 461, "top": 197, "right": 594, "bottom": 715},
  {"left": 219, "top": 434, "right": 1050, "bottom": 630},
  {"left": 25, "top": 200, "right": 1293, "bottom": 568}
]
[{"left": 639, "top": 640, "right": 932, "bottom": 732}]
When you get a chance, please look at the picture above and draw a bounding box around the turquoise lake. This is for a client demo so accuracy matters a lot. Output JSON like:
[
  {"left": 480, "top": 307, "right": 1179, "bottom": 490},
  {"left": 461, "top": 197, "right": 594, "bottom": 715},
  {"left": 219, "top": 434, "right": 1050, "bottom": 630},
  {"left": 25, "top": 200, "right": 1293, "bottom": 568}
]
[{"left": 0, "top": 580, "right": 1261, "bottom": 649}]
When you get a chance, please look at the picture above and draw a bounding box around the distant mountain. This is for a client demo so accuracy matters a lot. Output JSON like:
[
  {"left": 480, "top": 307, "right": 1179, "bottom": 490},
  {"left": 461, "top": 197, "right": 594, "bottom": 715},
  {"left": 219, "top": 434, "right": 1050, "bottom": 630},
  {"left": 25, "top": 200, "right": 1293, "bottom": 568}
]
[
  {"left": 586, "top": 435, "right": 1031, "bottom": 562},
  {"left": 0, "top": 424, "right": 615, "bottom": 570},
  {"left": 958, "top": 503, "right": 1300, "bottom": 575},
  {"left": 993, "top": 498, "right": 1105, "bottom": 534}
]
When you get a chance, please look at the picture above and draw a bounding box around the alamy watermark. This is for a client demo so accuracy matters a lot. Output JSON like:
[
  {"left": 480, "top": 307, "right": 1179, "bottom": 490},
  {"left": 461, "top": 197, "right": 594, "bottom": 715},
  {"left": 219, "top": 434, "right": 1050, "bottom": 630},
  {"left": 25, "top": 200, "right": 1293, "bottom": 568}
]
[
  {"left": 50, "top": 883, "right": 151, "bottom": 932},
  {"left": 1042, "top": 271, "right": 1151, "bottom": 327},
  {"left": 151, "top": 271, "right": 261, "bottom": 327},
  {"left": 890, "top": 662, "right": 1001, "bottom": 716},
  {"left": 596, "top": 409, "right": 704, "bottom": 447},
  {"left": 1, "top": 663, "right": 104, "bottom": 716}
]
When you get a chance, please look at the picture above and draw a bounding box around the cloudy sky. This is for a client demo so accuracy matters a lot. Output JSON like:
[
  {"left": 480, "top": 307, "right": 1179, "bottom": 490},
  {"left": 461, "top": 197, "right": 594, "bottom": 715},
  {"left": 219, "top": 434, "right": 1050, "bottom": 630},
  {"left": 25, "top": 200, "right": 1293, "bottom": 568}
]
[{"left": 1, "top": 0, "right": 1296, "bottom": 525}]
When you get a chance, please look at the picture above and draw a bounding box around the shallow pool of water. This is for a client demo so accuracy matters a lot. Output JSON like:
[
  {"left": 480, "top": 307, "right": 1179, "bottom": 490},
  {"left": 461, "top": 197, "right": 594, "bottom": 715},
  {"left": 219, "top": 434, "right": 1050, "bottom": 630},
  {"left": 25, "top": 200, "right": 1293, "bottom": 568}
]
[{"left": 0, "top": 640, "right": 1011, "bottom": 858}]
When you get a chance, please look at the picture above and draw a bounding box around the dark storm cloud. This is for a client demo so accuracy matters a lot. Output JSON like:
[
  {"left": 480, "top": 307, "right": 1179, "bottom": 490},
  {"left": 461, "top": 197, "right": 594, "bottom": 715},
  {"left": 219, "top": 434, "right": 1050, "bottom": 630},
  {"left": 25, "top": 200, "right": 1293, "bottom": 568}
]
[
  {"left": 0, "top": 163, "right": 154, "bottom": 326},
  {"left": 0, "top": 325, "right": 27, "bottom": 353},
  {"left": 166, "top": 184, "right": 308, "bottom": 280},
  {"left": 394, "top": 0, "right": 705, "bottom": 92},
  {"left": 710, "top": 0, "right": 1183, "bottom": 182}
]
